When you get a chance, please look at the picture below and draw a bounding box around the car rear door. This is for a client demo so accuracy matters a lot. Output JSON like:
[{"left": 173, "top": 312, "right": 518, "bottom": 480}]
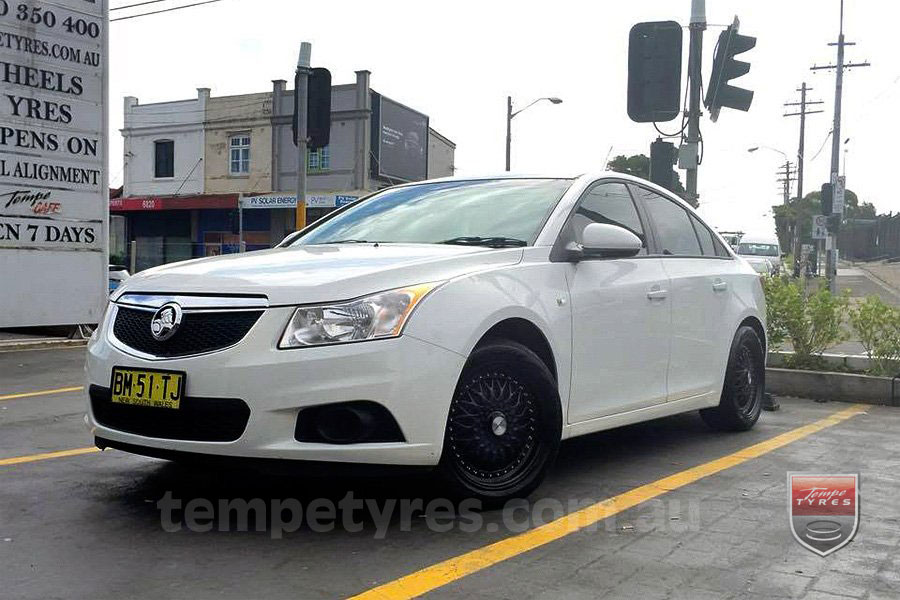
[
  {"left": 562, "top": 181, "right": 671, "bottom": 422},
  {"left": 631, "top": 184, "right": 733, "bottom": 403}
]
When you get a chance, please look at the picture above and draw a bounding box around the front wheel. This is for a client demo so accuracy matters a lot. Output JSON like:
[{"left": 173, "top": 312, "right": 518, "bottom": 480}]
[
  {"left": 438, "top": 340, "right": 561, "bottom": 505},
  {"left": 700, "top": 326, "right": 765, "bottom": 431}
]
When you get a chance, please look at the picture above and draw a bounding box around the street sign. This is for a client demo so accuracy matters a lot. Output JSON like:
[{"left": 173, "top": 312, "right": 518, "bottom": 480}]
[
  {"left": 832, "top": 174, "right": 846, "bottom": 215},
  {"left": 812, "top": 215, "right": 828, "bottom": 240},
  {"left": 0, "top": 0, "right": 109, "bottom": 327}
]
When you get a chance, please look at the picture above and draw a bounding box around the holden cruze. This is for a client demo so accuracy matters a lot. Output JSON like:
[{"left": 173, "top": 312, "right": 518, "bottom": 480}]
[{"left": 86, "top": 173, "right": 766, "bottom": 501}]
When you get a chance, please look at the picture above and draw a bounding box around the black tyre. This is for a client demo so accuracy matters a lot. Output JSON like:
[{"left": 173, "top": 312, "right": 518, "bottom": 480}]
[
  {"left": 700, "top": 326, "right": 765, "bottom": 432},
  {"left": 438, "top": 340, "right": 562, "bottom": 504}
]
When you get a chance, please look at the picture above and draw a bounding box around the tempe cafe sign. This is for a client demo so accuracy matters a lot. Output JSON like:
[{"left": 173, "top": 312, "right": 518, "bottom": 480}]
[{"left": 0, "top": 0, "right": 108, "bottom": 327}]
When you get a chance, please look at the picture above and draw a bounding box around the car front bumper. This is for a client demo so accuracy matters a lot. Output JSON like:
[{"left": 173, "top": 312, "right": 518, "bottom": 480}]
[{"left": 85, "top": 305, "right": 466, "bottom": 466}]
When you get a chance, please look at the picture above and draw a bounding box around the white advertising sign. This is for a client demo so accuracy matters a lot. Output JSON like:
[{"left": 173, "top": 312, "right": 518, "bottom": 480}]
[
  {"left": 244, "top": 193, "right": 360, "bottom": 209},
  {"left": 242, "top": 194, "right": 297, "bottom": 209},
  {"left": 0, "top": 0, "right": 108, "bottom": 327}
]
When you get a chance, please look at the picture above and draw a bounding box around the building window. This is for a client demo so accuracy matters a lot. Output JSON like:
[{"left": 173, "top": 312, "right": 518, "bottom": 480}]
[
  {"left": 230, "top": 134, "right": 250, "bottom": 175},
  {"left": 154, "top": 140, "right": 174, "bottom": 178},
  {"left": 307, "top": 146, "right": 329, "bottom": 172}
]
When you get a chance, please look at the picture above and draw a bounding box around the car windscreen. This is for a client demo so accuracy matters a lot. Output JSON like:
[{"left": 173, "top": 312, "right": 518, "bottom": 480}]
[
  {"left": 738, "top": 243, "right": 779, "bottom": 257},
  {"left": 291, "top": 178, "right": 573, "bottom": 247}
]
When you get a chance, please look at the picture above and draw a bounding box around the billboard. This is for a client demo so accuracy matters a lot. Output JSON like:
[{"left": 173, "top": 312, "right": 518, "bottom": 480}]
[
  {"left": 371, "top": 93, "right": 428, "bottom": 182},
  {"left": 0, "top": 0, "right": 108, "bottom": 326}
]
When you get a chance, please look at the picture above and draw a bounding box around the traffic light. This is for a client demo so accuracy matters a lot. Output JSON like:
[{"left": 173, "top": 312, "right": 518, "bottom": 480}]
[
  {"left": 821, "top": 183, "right": 834, "bottom": 215},
  {"left": 627, "top": 21, "right": 682, "bottom": 123},
  {"left": 704, "top": 20, "right": 756, "bottom": 121},
  {"left": 293, "top": 67, "right": 332, "bottom": 149},
  {"left": 650, "top": 138, "right": 678, "bottom": 191}
]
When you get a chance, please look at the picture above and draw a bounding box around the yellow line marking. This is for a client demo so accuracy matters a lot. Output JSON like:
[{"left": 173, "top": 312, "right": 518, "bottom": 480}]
[
  {"left": 350, "top": 403, "right": 868, "bottom": 600},
  {"left": 0, "top": 386, "right": 84, "bottom": 402},
  {"left": 0, "top": 447, "right": 99, "bottom": 467}
]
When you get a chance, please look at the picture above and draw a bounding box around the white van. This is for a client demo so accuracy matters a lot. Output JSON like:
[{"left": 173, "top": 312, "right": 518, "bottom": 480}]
[{"left": 737, "top": 235, "right": 783, "bottom": 274}]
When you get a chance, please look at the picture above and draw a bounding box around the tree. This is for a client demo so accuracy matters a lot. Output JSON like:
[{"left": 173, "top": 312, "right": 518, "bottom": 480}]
[
  {"left": 607, "top": 154, "right": 686, "bottom": 199},
  {"left": 771, "top": 187, "right": 870, "bottom": 251}
]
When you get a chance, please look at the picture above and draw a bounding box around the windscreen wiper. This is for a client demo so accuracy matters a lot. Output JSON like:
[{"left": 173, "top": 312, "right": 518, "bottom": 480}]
[{"left": 440, "top": 236, "right": 528, "bottom": 248}]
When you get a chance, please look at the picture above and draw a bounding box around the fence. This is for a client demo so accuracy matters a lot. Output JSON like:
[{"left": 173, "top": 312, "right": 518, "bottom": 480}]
[{"left": 840, "top": 216, "right": 900, "bottom": 261}]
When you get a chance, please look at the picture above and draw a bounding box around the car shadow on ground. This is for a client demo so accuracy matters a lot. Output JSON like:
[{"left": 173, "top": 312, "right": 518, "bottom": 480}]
[{"left": 89, "top": 410, "right": 730, "bottom": 541}]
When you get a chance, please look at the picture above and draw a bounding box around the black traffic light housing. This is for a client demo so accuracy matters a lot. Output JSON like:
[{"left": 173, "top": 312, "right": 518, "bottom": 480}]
[
  {"left": 293, "top": 67, "right": 332, "bottom": 150},
  {"left": 821, "top": 183, "right": 834, "bottom": 215},
  {"left": 821, "top": 183, "right": 840, "bottom": 233},
  {"left": 704, "top": 19, "right": 756, "bottom": 121},
  {"left": 650, "top": 138, "right": 678, "bottom": 192},
  {"left": 627, "top": 21, "right": 683, "bottom": 123}
]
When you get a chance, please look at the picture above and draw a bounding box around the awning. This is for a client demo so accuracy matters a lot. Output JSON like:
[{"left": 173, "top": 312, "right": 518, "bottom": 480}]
[{"left": 110, "top": 193, "right": 240, "bottom": 211}]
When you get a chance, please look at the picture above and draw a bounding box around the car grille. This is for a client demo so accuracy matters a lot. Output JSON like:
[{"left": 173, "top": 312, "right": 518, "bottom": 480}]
[
  {"left": 90, "top": 385, "right": 250, "bottom": 442},
  {"left": 113, "top": 306, "right": 262, "bottom": 358}
]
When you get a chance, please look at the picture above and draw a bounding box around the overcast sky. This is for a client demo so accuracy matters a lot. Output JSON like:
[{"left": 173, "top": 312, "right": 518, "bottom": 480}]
[{"left": 108, "top": 0, "right": 898, "bottom": 236}]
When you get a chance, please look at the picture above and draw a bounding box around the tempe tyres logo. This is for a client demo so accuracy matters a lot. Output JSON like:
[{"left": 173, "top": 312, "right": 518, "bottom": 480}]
[{"left": 788, "top": 473, "right": 858, "bottom": 556}]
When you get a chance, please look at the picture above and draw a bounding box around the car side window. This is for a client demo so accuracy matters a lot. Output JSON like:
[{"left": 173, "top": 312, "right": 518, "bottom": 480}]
[
  {"left": 689, "top": 213, "right": 716, "bottom": 256},
  {"left": 637, "top": 189, "right": 701, "bottom": 256},
  {"left": 569, "top": 182, "right": 647, "bottom": 254}
]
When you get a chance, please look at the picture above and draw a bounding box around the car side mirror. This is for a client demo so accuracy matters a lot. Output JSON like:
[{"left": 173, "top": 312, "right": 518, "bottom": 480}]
[
  {"left": 567, "top": 223, "right": 643, "bottom": 261},
  {"left": 781, "top": 252, "right": 787, "bottom": 259}
]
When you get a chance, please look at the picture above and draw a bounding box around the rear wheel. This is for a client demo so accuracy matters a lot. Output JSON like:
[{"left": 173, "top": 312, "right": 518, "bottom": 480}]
[
  {"left": 700, "top": 326, "right": 765, "bottom": 431},
  {"left": 438, "top": 340, "right": 561, "bottom": 504}
]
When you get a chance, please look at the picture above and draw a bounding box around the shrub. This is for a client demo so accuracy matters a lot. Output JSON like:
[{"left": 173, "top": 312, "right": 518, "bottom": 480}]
[
  {"left": 848, "top": 296, "right": 900, "bottom": 376},
  {"left": 762, "top": 276, "right": 849, "bottom": 369}
]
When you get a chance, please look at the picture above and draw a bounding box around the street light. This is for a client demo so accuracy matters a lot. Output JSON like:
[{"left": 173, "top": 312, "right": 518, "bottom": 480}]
[{"left": 506, "top": 96, "right": 563, "bottom": 171}]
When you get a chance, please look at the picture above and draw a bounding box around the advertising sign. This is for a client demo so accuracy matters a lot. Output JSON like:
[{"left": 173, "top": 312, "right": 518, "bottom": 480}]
[
  {"left": 242, "top": 194, "right": 298, "bottom": 209},
  {"left": 0, "top": 0, "right": 108, "bottom": 326},
  {"left": 372, "top": 93, "right": 428, "bottom": 182}
]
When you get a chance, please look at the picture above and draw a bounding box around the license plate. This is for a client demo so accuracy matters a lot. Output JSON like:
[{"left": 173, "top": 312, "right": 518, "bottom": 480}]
[{"left": 111, "top": 367, "right": 185, "bottom": 409}]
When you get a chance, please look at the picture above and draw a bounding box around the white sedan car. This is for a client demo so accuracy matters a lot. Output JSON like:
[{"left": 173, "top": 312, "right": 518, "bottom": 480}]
[{"left": 86, "top": 173, "right": 766, "bottom": 501}]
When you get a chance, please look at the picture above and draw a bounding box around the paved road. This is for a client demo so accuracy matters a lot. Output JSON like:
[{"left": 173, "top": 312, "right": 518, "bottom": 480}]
[{"left": 1, "top": 347, "right": 899, "bottom": 599}]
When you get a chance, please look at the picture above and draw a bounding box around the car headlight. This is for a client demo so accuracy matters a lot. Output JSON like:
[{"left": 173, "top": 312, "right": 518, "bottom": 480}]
[{"left": 278, "top": 282, "right": 442, "bottom": 348}]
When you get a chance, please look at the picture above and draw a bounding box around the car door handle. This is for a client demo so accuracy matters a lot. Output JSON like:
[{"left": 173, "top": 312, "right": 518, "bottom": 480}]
[
  {"left": 647, "top": 286, "right": 668, "bottom": 301},
  {"left": 712, "top": 280, "right": 728, "bottom": 292}
]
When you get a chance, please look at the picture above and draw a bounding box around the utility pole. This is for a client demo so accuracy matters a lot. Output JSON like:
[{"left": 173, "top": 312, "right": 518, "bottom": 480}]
[
  {"left": 784, "top": 83, "right": 824, "bottom": 203},
  {"left": 811, "top": 0, "right": 870, "bottom": 292},
  {"left": 294, "top": 42, "right": 311, "bottom": 231},
  {"left": 776, "top": 161, "right": 795, "bottom": 205},
  {"left": 683, "top": 0, "right": 705, "bottom": 208},
  {"left": 784, "top": 82, "right": 824, "bottom": 276},
  {"left": 505, "top": 96, "right": 512, "bottom": 172}
]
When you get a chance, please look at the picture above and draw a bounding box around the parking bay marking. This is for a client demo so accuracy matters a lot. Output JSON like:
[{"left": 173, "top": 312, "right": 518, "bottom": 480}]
[
  {"left": 349, "top": 403, "right": 868, "bottom": 600},
  {"left": 0, "top": 386, "right": 84, "bottom": 402},
  {"left": 0, "top": 447, "right": 99, "bottom": 467}
]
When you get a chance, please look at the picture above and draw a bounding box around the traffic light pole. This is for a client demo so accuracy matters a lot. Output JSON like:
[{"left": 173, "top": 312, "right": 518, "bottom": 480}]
[
  {"left": 684, "top": 0, "right": 705, "bottom": 208},
  {"left": 295, "top": 42, "right": 311, "bottom": 232}
]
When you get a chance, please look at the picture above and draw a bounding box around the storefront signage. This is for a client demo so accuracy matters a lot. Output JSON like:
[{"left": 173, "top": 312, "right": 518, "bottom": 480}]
[{"left": 0, "top": 0, "right": 108, "bottom": 327}]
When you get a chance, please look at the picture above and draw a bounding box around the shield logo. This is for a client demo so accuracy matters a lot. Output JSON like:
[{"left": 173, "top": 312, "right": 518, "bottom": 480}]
[
  {"left": 150, "top": 303, "right": 183, "bottom": 341},
  {"left": 788, "top": 473, "right": 858, "bottom": 556}
]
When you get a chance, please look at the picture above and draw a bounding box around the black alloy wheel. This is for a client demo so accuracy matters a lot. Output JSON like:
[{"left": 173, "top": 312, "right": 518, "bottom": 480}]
[
  {"left": 439, "top": 340, "right": 561, "bottom": 504},
  {"left": 701, "top": 325, "right": 765, "bottom": 431}
]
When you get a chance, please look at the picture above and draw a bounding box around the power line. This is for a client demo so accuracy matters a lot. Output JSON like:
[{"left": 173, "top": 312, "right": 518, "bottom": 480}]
[
  {"left": 111, "top": 0, "right": 171, "bottom": 11},
  {"left": 111, "top": 0, "right": 226, "bottom": 22}
]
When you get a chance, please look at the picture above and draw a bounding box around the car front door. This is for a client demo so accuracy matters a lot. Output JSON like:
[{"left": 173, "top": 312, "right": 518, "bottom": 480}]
[
  {"left": 563, "top": 181, "right": 671, "bottom": 423},
  {"left": 631, "top": 185, "right": 733, "bottom": 402}
]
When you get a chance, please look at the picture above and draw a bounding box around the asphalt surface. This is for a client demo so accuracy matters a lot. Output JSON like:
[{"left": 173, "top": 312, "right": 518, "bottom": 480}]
[{"left": 1, "top": 347, "right": 899, "bottom": 599}]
